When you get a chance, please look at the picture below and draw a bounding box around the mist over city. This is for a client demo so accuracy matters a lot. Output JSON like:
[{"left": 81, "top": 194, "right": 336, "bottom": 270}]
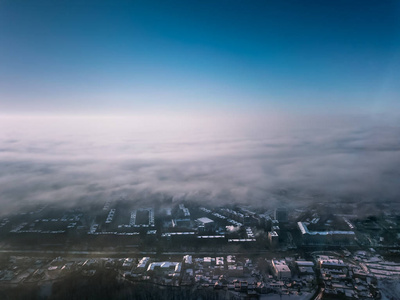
[
  {"left": 1, "top": 0, "right": 400, "bottom": 299},
  {"left": 0, "top": 113, "right": 399, "bottom": 214}
]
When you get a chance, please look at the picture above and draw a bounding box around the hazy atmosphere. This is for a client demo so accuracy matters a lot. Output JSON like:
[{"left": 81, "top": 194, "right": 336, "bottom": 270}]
[
  {"left": 1, "top": 2, "right": 400, "bottom": 299},
  {"left": 1, "top": 0, "right": 400, "bottom": 210},
  {"left": 0, "top": 113, "right": 399, "bottom": 214}
]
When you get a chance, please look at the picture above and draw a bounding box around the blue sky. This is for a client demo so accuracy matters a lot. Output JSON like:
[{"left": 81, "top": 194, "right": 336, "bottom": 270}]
[{"left": 1, "top": 0, "right": 399, "bottom": 114}]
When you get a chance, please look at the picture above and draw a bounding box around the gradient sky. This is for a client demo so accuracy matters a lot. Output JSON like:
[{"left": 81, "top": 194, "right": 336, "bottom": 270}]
[{"left": 1, "top": 0, "right": 400, "bottom": 114}]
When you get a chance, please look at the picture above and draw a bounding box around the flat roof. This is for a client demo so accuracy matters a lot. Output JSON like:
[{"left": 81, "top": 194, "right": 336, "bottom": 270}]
[
  {"left": 295, "top": 261, "right": 314, "bottom": 266},
  {"left": 298, "top": 221, "right": 355, "bottom": 236},
  {"left": 197, "top": 217, "right": 214, "bottom": 224}
]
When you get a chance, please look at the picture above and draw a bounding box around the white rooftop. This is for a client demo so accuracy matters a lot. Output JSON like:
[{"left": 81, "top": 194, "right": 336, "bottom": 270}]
[{"left": 197, "top": 217, "right": 214, "bottom": 224}]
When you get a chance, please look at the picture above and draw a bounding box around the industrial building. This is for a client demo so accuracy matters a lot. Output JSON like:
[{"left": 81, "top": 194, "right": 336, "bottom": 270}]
[{"left": 298, "top": 221, "right": 355, "bottom": 246}]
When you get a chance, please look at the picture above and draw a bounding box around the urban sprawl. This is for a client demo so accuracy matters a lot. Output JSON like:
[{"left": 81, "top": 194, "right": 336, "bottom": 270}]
[{"left": 0, "top": 197, "right": 399, "bottom": 299}]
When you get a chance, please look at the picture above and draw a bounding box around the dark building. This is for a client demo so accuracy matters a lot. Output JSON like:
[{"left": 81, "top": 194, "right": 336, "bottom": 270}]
[{"left": 274, "top": 208, "right": 288, "bottom": 223}]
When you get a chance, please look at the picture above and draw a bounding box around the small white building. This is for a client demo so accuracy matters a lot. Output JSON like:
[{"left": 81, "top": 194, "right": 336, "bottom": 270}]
[
  {"left": 137, "top": 257, "right": 150, "bottom": 270},
  {"left": 196, "top": 217, "right": 214, "bottom": 231},
  {"left": 183, "top": 255, "right": 193, "bottom": 265},
  {"left": 216, "top": 257, "right": 224, "bottom": 266}
]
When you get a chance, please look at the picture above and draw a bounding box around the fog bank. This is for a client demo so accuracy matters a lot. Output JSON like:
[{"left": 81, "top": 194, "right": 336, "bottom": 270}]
[{"left": 0, "top": 113, "right": 399, "bottom": 213}]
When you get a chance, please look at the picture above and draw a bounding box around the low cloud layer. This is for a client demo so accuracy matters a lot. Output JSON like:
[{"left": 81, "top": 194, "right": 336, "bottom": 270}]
[{"left": 0, "top": 113, "right": 399, "bottom": 213}]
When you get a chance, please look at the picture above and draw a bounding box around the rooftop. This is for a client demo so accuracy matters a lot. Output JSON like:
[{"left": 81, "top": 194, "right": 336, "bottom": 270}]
[
  {"left": 197, "top": 217, "right": 214, "bottom": 224},
  {"left": 298, "top": 222, "right": 355, "bottom": 236}
]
